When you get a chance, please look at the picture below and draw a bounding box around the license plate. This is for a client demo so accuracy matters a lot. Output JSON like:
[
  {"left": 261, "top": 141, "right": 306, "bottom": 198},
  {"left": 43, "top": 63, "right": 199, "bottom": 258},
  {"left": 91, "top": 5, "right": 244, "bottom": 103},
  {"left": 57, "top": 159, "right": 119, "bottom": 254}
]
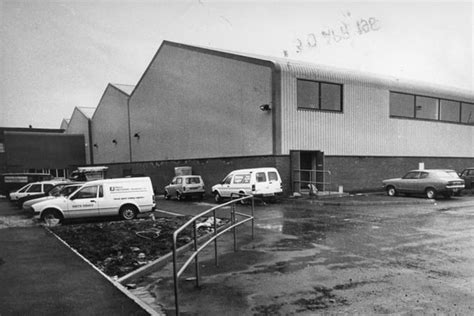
[{"left": 263, "top": 193, "right": 275, "bottom": 197}]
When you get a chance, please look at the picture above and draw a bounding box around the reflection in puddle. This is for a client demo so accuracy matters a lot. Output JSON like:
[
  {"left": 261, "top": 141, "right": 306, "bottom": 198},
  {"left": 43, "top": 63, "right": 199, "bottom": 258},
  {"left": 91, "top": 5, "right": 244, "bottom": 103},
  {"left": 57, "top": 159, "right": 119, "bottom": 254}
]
[{"left": 256, "top": 223, "right": 283, "bottom": 232}]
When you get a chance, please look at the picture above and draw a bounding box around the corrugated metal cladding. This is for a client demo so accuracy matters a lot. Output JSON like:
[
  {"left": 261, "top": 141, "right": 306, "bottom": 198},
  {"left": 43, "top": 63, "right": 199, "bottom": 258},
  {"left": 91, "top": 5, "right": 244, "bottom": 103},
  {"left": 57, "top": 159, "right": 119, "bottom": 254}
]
[{"left": 277, "top": 62, "right": 474, "bottom": 157}]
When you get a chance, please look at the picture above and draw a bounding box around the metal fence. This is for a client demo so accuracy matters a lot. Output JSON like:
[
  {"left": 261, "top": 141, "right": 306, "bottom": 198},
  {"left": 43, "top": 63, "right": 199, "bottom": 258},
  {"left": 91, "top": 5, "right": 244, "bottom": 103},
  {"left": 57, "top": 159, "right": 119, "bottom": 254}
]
[
  {"left": 292, "top": 169, "right": 334, "bottom": 193},
  {"left": 172, "top": 194, "right": 255, "bottom": 315}
]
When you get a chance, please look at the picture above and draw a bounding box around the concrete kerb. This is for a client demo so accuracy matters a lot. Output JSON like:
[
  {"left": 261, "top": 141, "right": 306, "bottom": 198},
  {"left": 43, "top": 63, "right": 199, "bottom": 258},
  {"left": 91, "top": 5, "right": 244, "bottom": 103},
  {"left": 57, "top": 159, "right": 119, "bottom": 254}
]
[{"left": 44, "top": 225, "right": 161, "bottom": 316}]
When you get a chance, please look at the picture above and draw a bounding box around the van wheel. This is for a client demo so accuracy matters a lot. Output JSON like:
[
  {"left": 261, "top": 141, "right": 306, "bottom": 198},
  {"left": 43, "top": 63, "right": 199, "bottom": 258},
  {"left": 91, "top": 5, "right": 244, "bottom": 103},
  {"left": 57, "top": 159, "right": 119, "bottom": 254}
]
[
  {"left": 120, "top": 205, "right": 137, "bottom": 220},
  {"left": 213, "top": 191, "right": 222, "bottom": 203},
  {"left": 41, "top": 209, "right": 63, "bottom": 224},
  {"left": 164, "top": 191, "right": 170, "bottom": 200},
  {"left": 176, "top": 192, "right": 184, "bottom": 201}
]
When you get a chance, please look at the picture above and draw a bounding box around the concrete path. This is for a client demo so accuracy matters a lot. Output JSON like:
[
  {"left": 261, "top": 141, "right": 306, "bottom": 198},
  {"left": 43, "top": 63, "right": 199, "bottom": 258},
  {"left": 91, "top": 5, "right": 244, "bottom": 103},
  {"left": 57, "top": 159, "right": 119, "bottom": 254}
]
[{"left": 0, "top": 200, "right": 155, "bottom": 316}]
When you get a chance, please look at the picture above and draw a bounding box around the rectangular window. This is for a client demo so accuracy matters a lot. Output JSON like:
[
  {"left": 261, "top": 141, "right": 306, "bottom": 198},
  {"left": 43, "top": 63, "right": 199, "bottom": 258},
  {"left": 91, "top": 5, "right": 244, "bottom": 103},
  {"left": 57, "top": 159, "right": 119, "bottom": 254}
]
[
  {"left": 390, "top": 92, "right": 415, "bottom": 117},
  {"left": 440, "top": 100, "right": 461, "bottom": 122},
  {"left": 415, "top": 96, "right": 439, "bottom": 120},
  {"left": 320, "top": 82, "right": 342, "bottom": 111},
  {"left": 461, "top": 103, "right": 474, "bottom": 125},
  {"left": 0, "top": 143, "right": 4, "bottom": 153},
  {"left": 297, "top": 79, "right": 342, "bottom": 111}
]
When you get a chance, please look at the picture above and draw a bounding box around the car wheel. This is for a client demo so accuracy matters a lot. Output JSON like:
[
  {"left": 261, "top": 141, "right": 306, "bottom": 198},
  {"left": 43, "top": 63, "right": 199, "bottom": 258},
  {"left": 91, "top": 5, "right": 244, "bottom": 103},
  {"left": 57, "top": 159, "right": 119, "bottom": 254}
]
[
  {"left": 41, "top": 209, "right": 63, "bottom": 224},
  {"left": 425, "top": 187, "right": 436, "bottom": 199},
  {"left": 164, "top": 191, "right": 170, "bottom": 200},
  {"left": 386, "top": 186, "right": 397, "bottom": 197},
  {"left": 176, "top": 192, "right": 183, "bottom": 201},
  {"left": 213, "top": 191, "right": 222, "bottom": 203},
  {"left": 120, "top": 205, "right": 137, "bottom": 220}
]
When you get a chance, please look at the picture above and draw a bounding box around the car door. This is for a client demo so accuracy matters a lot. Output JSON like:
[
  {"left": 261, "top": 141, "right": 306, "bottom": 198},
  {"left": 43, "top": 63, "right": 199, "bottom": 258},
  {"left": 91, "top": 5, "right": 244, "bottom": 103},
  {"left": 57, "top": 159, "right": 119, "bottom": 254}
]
[
  {"left": 24, "top": 183, "right": 42, "bottom": 199},
  {"left": 167, "top": 177, "right": 179, "bottom": 196},
  {"left": 399, "top": 172, "right": 421, "bottom": 193},
  {"left": 219, "top": 175, "right": 233, "bottom": 197},
  {"left": 66, "top": 185, "right": 100, "bottom": 218}
]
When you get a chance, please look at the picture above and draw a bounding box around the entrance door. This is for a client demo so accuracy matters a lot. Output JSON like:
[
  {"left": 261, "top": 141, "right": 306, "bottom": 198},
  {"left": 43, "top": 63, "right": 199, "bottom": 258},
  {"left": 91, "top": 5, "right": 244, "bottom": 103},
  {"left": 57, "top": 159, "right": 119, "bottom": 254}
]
[{"left": 290, "top": 150, "right": 325, "bottom": 193}]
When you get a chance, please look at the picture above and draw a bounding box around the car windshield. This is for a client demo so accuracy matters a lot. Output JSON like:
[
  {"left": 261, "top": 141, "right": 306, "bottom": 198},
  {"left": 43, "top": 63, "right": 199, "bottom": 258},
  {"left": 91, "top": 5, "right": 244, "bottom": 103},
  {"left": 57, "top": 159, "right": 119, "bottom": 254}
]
[
  {"left": 185, "top": 177, "right": 201, "bottom": 184},
  {"left": 48, "top": 185, "right": 65, "bottom": 196},
  {"left": 58, "top": 185, "right": 80, "bottom": 197}
]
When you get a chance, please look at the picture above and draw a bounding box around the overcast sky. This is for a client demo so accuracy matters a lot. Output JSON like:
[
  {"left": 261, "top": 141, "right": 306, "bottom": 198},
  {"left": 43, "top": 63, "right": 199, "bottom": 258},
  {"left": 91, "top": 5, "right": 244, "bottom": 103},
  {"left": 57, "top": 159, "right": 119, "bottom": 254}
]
[{"left": 1, "top": 0, "right": 473, "bottom": 129}]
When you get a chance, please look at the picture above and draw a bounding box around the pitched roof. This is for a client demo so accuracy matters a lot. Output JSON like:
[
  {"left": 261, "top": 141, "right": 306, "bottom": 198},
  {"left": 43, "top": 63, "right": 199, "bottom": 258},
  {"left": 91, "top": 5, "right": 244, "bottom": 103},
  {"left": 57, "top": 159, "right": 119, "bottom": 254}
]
[
  {"left": 162, "top": 40, "right": 473, "bottom": 101},
  {"left": 111, "top": 83, "right": 135, "bottom": 96},
  {"left": 77, "top": 107, "right": 96, "bottom": 119}
]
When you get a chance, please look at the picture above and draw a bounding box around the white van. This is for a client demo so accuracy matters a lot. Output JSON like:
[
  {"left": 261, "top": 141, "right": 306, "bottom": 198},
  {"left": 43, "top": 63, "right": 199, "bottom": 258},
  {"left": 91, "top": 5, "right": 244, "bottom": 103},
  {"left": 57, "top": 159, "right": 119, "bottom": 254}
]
[
  {"left": 31, "top": 177, "right": 155, "bottom": 223},
  {"left": 211, "top": 167, "right": 282, "bottom": 203}
]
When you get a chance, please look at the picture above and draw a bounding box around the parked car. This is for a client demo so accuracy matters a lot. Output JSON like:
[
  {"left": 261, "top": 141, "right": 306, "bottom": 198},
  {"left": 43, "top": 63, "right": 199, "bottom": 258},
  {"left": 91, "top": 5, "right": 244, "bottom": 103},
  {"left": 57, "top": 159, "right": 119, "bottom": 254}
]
[
  {"left": 382, "top": 169, "right": 464, "bottom": 199},
  {"left": 9, "top": 180, "right": 63, "bottom": 203},
  {"left": 211, "top": 167, "right": 283, "bottom": 203},
  {"left": 164, "top": 175, "right": 205, "bottom": 201},
  {"left": 17, "top": 181, "right": 80, "bottom": 208},
  {"left": 30, "top": 177, "right": 155, "bottom": 223},
  {"left": 459, "top": 168, "right": 474, "bottom": 189},
  {"left": 22, "top": 183, "right": 84, "bottom": 213}
]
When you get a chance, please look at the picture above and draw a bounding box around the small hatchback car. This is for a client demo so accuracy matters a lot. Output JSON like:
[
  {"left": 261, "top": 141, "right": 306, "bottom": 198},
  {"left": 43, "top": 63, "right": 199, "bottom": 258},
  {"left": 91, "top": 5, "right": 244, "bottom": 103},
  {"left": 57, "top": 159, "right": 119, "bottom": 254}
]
[
  {"left": 164, "top": 175, "right": 205, "bottom": 201},
  {"left": 382, "top": 169, "right": 464, "bottom": 199}
]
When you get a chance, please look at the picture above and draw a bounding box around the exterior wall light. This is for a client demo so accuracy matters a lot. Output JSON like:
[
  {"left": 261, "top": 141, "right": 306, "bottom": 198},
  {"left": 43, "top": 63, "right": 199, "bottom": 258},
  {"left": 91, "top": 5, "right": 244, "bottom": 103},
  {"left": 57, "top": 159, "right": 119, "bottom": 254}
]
[
  {"left": 134, "top": 133, "right": 140, "bottom": 140},
  {"left": 93, "top": 144, "right": 98, "bottom": 148},
  {"left": 112, "top": 139, "right": 117, "bottom": 145},
  {"left": 259, "top": 104, "right": 271, "bottom": 111}
]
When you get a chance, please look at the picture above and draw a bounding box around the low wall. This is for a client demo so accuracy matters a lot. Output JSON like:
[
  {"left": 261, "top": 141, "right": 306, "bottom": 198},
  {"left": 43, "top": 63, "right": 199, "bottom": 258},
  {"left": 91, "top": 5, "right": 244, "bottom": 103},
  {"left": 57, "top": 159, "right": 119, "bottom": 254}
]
[{"left": 99, "top": 155, "right": 474, "bottom": 195}]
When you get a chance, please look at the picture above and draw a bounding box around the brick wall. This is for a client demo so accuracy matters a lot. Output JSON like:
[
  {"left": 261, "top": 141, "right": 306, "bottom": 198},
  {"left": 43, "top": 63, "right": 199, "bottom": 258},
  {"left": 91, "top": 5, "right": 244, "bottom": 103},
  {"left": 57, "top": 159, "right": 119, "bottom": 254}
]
[
  {"left": 99, "top": 155, "right": 474, "bottom": 195},
  {"left": 326, "top": 156, "right": 474, "bottom": 193}
]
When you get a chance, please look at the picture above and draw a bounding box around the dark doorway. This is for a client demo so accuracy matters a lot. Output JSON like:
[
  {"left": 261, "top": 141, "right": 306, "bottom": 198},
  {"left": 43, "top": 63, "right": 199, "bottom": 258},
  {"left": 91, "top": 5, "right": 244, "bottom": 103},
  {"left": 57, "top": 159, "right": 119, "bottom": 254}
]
[{"left": 290, "top": 150, "right": 325, "bottom": 193}]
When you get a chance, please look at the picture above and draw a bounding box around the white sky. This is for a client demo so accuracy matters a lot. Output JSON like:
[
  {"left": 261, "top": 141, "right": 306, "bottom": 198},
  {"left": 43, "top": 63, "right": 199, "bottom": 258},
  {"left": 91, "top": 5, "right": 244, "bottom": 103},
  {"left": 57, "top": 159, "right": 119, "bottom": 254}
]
[{"left": 1, "top": 0, "right": 473, "bottom": 128}]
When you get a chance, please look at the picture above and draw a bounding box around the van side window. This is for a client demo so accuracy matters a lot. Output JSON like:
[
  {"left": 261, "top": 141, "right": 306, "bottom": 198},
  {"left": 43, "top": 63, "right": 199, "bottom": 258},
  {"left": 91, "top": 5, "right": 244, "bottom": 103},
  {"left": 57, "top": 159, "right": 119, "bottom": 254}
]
[
  {"left": 268, "top": 172, "right": 278, "bottom": 181},
  {"left": 176, "top": 177, "right": 183, "bottom": 185},
  {"left": 233, "top": 174, "right": 250, "bottom": 184},
  {"left": 74, "top": 186, "right": 98, "bottom": 199},
  {"left": 98, "top": 185, "right": 103, "bottom": 198},
  {"left": 256, "top": 172, "right": 266, "bottom": 182}
]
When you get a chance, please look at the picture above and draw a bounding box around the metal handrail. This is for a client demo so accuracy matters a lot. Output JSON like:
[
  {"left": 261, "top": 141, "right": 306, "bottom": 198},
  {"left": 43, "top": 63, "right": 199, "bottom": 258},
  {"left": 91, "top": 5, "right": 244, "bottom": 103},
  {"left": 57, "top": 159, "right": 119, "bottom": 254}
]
[
  {"left": 293, "top": 169, "right": 333, "bottom": 192},
  {"left": 172, "top": 194, "right": 255, "bottom": 315}
]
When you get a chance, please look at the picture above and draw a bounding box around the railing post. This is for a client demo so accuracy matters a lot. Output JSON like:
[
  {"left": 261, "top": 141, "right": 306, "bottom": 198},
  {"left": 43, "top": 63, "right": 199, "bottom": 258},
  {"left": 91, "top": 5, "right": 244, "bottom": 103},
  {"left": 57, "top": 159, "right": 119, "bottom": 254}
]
[
  {"left": 251, "top": 196, "right": 254, "bottom": 240},
  {"left": 172, "top": 236, "right": 180, "bottom": 315},
  {"left": 232, "top": 202, "right": 236, "bottom": 251},
  {"left": 193, "top": 221, "right": 200, "bottom": 288},
  {"left": 213, "top": 209, "right": 218, "bottom": 266}
]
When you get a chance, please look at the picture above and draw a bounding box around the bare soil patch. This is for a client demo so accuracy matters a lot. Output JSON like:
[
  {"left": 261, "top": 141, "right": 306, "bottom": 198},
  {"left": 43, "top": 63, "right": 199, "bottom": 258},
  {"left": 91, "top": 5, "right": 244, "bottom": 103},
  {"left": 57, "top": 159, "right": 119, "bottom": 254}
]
[{"left": 50, "top": 216, "right": 216, "bottom": 278}]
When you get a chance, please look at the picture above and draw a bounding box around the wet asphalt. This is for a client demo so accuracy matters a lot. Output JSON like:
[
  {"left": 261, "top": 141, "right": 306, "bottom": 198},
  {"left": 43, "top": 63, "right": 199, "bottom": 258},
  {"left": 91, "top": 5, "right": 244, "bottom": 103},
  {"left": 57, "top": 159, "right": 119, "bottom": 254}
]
[
  {"left": 135, "top": 194, "right": 474, "bottom": 315},
  {"left": 1, "top": 194, "right": 474, "bottom": 315}
]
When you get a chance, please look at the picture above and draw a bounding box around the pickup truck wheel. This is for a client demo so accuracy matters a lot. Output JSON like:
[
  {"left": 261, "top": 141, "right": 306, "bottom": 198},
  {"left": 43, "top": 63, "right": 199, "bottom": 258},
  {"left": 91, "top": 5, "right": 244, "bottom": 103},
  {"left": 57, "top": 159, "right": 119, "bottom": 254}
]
[
  {"left": 41, "top": 209, "right": 63, "bottom": 224},
  {"left": 386, "top": 186, "right": 397, "bottom": 197},
  {"left": 120, "top": 205, "right": 137, "bottom": 220},
  {"left": 213, "top": 191, "right": 222, "bottom": 203},
  {"left": 425, "top": 187, "right": 436, "bottom": 199}
]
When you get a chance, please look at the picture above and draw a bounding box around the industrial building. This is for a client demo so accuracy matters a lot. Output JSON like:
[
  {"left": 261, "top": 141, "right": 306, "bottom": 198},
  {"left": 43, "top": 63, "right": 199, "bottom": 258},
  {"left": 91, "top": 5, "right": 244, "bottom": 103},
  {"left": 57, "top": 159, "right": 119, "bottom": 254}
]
[{"left": 71, "top": 41, "right": 474, "bottom": 194}]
